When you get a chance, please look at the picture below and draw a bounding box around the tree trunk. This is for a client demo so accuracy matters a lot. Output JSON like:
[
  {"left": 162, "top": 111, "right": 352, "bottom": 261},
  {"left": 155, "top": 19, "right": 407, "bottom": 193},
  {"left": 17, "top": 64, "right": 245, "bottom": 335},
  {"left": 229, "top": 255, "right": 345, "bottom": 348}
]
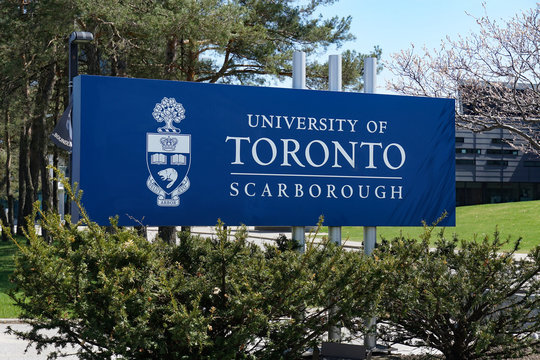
[
  {"left": 30, "top": 62, "right": 56, "bottom": 204},
  {"left": 16, "top": 123, "right": 30, "bottom": 236},
  {"left": 165, "top": 36, "right": 178, "bottom": 78},
  {"left": 50, "top": 81, "right": 63, "bottom": 215},
  {"left": 86, "top": 41, "right": 101, "bottom": 76},
  {"left": 40, "top": 157, "right": 52, "bottom": 242},
  {"left": 16, "top": 58, "right": 32, "bottom": 236},
  {"left": 0, "top": 203, "right": 8, "bottom": 242},
  {"left": 22, "top": 153, "right": 35, "bottom": 235},
  {"left": 7, "top": 194, "right": 14, "bottom": 235},
  {"left": 28, "top": 62, "right": 57, "bottom": 241},
  {"left": 52, "top": 148, "right": 58, "bottom": 214},
  {"left": 135, "top": 225, "right": 147, "bottom": 239},
  {"left": 158, "top": 226, "right": 177, "bottom": 245},
  {"left": 4, "top": 106, "right": 14, "bottom": 235}
]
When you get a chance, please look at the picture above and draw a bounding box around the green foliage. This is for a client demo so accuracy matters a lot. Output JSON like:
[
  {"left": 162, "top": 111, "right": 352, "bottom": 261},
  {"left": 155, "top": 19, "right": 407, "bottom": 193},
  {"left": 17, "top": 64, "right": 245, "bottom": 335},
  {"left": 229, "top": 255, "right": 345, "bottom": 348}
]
[
  {"left": 0, "top": 0, "right": 365, "bottom": 87},
  {"left": 7, "top": 178, "right": 540, "bottom": 360},
  {"left": 306, "top": 48, "right": 383, "bottom": 91},
  {"left": 273, "top": 233, "right": 303, "bottom": 252},
  {"left": 6, "top": 178, "right": 383, "bottom": 359},
  {"left": 0, "top": 0, "right": 378, "bottom": 234},
  {"left": 376, "top": 229, "right": 540, "bottom": 360}
]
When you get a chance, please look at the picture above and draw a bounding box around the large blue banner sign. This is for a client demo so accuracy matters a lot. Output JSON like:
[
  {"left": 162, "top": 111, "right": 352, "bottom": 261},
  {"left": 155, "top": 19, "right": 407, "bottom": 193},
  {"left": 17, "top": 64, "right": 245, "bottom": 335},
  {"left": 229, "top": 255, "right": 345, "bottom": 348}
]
[{"left": 73, "top": 75, "right": 455, "bottom": 227}]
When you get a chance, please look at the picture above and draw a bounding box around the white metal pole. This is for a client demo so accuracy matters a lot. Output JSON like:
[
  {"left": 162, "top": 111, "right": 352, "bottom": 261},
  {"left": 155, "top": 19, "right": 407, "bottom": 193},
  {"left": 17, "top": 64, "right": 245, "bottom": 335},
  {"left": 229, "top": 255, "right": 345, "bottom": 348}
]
[
  {"left": 363, "top": 226, "right": 376, "bottom": 254},
  {"left": 292, "top": 226, "right": 305, "bottom": 253},
  {"left": 328, "top": 54, "right": 342, "bottom": 248},
  {"left": 327, "top": 225, "right": 342, "bottom": 341},
  {"left": 363, "top": 57, "right": 378, "bottom": 257},
  {"left": 328, "top": 54, "right": 342, "bottom": 342},
  {"left": 58, "top": 183, "right": 65, "bottom": 222},
  {"left": 364, "top": 57, "right": 377, "bottom": 94},
  {"left": 363, "top": 56, "right": 378, "bottom": 351},
  {"left": 56, "top": 156, "right": 65, "bottom": 222},
  {"left": 328, "top": 225, "right": 341, "bottom": 245},
  {"left": 292, "top": 51, "right": 306, "bottom": 252},
  {"left": 293, "top": 51, "right": 306, "bottom": 90},
  {"left": 328, "top": 54, "right": 342, "bottom": 92}
]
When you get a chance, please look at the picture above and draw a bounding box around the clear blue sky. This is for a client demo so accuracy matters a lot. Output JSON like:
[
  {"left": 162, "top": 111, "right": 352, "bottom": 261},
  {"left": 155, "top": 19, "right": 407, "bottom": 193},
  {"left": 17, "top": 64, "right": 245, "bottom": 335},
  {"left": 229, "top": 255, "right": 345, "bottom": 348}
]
[{"left": 314, "top": 0, "right": 538, "bottom": 93}]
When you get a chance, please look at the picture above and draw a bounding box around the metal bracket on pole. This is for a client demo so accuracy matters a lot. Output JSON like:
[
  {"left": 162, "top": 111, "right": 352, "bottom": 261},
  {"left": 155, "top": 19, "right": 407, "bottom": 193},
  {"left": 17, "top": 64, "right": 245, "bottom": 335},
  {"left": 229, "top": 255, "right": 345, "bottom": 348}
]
[
  {"left": 68, "top": 32, "right": 94, "bottom": 219},
  {"left": 363, "top": 56, "right": 378, "bottom": 351},
  {"left": 67, "top": 40, "right": 78, "bottom": 218}
]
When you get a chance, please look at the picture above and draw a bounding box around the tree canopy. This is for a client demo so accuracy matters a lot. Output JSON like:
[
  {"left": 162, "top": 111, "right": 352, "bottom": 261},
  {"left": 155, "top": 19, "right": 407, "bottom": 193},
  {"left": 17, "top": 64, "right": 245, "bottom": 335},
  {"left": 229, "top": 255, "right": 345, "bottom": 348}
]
[
  {"left": 0, "top": 0, "right": 380, "bottom": 232},
  {"left": 387, "top": 6, "right": 540, "bottom": 154}
]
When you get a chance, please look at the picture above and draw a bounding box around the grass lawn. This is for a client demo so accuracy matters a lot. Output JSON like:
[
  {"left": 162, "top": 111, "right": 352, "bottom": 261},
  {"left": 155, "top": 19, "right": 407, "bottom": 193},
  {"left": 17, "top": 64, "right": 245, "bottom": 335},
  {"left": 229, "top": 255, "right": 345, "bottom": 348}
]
[
  {"left": 0, "top": 240, "right": 20, "bottom": 318},
  {"left": 331, "top": 200, "right": 540, "bottom": 252}
]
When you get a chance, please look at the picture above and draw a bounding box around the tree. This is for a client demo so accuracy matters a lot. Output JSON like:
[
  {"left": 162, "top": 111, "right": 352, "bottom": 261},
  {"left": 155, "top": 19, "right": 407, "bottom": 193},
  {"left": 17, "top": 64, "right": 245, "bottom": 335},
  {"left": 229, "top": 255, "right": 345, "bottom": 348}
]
[
  {"left": 377, "top": 230, "right": 540, "bottom": 360},
  {"left": 73, "top": 0, "right": 376, "bottom": 240},
  {"left": 0, "top": 0, "right": 379, "bottom": 235},
  {"left": 0, "top": 0, "right": 74, "bottom": 235},
  {"left": 387, "top": 6, "right": 540, "bottom": 154}
]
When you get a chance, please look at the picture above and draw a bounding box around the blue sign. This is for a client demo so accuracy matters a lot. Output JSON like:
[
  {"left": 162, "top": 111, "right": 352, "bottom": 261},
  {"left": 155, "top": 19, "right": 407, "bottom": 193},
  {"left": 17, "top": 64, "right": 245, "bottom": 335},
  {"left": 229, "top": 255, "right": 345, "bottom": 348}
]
[{"left": 73, "top": 75, "right": 455, "bottom": 226}]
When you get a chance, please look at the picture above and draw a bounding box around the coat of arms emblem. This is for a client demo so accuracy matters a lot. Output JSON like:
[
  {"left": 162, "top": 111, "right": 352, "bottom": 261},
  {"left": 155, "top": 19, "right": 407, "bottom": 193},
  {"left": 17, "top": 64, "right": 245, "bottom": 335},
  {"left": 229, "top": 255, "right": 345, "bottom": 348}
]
[{"left": 146, "top": 97, "right": 191, "bottom": 207}]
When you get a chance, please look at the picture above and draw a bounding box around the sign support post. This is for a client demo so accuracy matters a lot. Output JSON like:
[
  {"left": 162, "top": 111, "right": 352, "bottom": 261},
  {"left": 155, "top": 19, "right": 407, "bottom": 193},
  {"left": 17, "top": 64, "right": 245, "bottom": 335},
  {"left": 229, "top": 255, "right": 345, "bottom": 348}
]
[
  {"left": 328, "top": 218, "right": 342, "bottom": 342},
  {"left": 328, "top": 54, "right": 342, "bottom": 251},
  {"left": 363, "top": 227, "right": 376, "bottom": 255},
  {"left": 363, "top": 56, "right": 378, "bottom": 351},
  {"left": 328, "top": 54, "right": 343, "bottom": 342},
  {"left": 292, "top": 51, "right": 306, "bottom": 252}
]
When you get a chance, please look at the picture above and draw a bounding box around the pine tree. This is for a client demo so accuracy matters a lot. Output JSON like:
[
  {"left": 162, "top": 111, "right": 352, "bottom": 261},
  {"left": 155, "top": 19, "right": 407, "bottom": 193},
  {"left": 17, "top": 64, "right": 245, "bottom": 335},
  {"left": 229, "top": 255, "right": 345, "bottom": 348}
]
[{"left": 1, "top": 0, "right": 379, "bottom": 235}]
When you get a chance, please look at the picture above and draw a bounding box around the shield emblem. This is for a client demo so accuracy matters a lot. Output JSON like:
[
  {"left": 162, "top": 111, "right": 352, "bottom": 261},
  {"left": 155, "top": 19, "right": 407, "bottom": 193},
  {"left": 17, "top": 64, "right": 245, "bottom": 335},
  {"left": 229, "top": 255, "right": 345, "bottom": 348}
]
[{"left": 146, "top": 133, "right": 191, "bottom": 207}]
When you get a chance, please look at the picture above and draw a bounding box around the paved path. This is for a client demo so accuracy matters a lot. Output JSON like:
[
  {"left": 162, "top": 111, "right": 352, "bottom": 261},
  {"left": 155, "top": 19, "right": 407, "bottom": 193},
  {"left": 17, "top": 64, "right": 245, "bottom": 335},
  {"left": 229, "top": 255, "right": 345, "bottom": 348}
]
[
  {"left": 182, "top": 225, "right": 364, "bottom": 250},
  {"left": 1, "top": 322, "right": 432, "bottom": 360},
  {"left": 0, "top": 323, "right": 78, "bottom": 360}
]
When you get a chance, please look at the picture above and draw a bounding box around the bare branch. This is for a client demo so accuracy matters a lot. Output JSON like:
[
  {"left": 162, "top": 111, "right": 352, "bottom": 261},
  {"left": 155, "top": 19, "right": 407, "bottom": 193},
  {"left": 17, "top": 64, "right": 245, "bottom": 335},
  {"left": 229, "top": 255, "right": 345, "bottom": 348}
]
[{"left": 387, "top": 6, "right": 540, "bottom": 155}]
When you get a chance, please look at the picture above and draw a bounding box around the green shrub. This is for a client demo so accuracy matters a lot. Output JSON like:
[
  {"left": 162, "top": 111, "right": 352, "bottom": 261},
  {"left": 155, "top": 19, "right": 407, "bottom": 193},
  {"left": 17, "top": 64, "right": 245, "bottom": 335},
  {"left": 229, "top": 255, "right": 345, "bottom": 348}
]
[
  {"left": 6, "top": 180, "right": 384, "bottom": 359},
  {"left": 376, "top": 229, "right": 540, "bottom": 360}
]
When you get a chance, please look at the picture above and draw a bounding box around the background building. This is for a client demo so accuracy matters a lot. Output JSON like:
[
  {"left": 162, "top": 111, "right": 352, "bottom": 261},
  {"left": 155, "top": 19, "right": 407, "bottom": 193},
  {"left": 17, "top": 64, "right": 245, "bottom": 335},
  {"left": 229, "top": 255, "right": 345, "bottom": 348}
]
[{"left": 455, "top": 128, "right": 540, "bottom": 206}]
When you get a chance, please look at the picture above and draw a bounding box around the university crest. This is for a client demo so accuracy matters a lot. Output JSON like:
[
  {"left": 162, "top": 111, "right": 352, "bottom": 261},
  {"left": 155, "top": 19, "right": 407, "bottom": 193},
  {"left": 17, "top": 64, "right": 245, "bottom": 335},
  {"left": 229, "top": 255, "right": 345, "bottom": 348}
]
[{"left": 146, "top": 97, "right": 191, "bottom": 207}]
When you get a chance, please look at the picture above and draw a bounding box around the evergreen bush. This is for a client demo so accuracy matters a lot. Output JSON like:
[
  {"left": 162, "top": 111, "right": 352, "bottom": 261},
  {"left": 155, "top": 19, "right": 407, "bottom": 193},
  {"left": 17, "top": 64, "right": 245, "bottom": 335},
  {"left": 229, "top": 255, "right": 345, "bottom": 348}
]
[
  {"left": 376, "top": 229, "right": 540, "bottom": 360},
  {"left": 6, "top": 179, "right": 383, "bottom": 359}
]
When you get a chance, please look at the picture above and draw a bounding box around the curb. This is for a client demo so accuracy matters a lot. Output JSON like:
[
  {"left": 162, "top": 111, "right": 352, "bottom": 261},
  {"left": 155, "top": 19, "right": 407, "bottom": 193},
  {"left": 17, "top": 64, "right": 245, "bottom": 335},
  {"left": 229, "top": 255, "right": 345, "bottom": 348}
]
[{"left": 0, "top": 319, "right": 26, "bottom": 324}]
